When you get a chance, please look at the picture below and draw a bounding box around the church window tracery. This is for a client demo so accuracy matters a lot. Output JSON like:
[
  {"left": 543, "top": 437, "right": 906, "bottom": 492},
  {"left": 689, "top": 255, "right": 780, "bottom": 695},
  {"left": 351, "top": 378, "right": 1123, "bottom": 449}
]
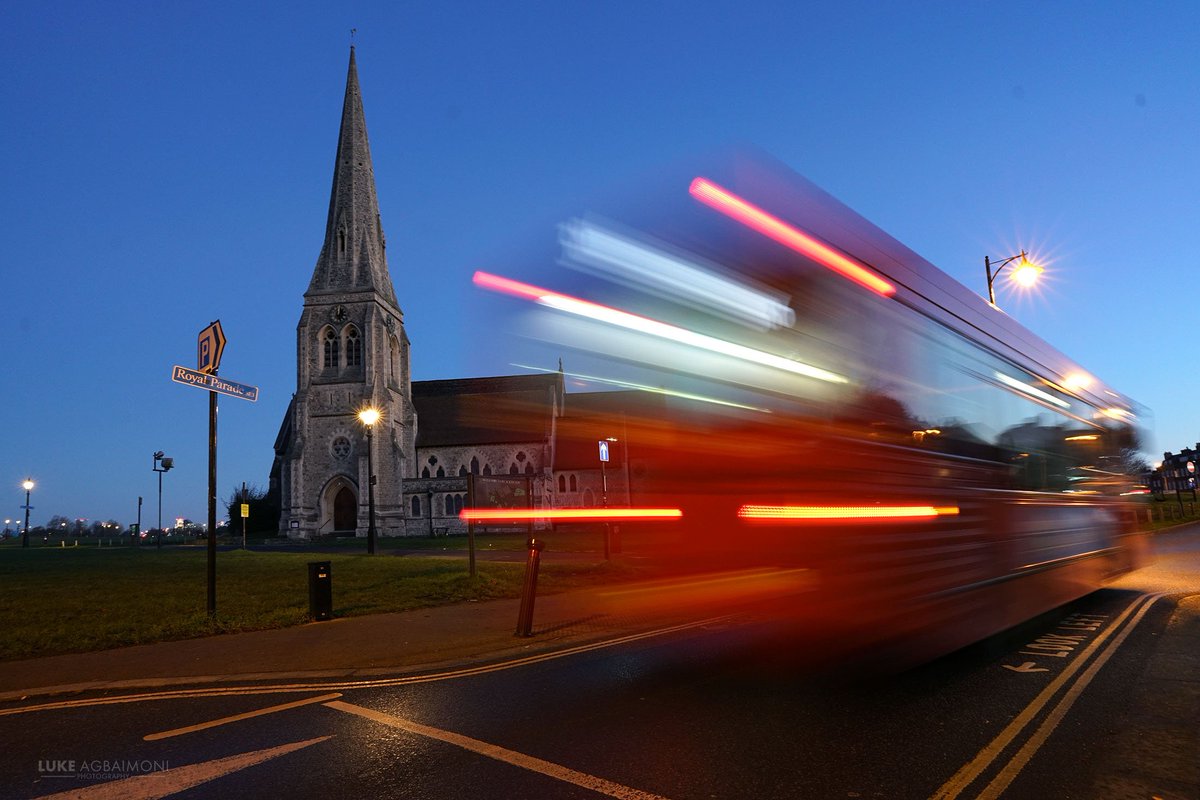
[
  {"left": 345, "top": 326, "right": 362, "bottom": 367},
  {"left": 322, "top": 328, "right": 339, "bottom": 369}
]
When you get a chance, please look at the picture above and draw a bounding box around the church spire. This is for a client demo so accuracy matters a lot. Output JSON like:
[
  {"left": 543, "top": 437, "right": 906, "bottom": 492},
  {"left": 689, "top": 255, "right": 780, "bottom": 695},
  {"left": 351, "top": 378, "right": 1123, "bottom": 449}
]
[{"left": 307, "top": 46, "right": 399, "bottom": 306}]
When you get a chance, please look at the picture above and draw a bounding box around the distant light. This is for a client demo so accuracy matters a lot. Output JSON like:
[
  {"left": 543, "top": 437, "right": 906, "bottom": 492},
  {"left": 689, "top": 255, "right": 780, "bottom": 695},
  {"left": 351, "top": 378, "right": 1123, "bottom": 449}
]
[
  {"left": 688, "top": 178, "right": 896, "bottom": 297},
  {"left": 1063, "top": 372, "right": 1093, "bottom": 392},
  {"left": 993, "top": 372, "right": 1070, "bottom": 409},
  {"left": 460, "top": 507, "right": 683, "bottom": 522},
  {"left": 22, "top": 479, "right": 34, "bottom": 492},
  {"left": 738, "top": 504, "right": 960, "bottom": 520},
  {"left": 473, "top": 271, "right": 848, "bottom": 384}
]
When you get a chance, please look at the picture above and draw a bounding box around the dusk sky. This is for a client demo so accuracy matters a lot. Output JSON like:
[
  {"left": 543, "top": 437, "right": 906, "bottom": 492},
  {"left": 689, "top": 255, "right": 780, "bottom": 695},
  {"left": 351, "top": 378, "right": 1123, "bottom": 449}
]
[{"left": 4, "top": 2, "right": 1198, "bottom": 527}]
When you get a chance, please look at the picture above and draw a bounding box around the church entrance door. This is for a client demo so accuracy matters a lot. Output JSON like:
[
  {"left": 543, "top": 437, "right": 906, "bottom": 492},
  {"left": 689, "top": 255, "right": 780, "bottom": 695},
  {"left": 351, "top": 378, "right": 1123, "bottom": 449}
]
[{"left": 333, "top": 487, "right": 357, "bottom": 533}]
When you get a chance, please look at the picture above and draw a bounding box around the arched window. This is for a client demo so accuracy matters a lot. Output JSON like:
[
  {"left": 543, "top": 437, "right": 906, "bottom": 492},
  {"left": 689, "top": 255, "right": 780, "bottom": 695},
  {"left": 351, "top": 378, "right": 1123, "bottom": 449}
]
[
  {"left": 557, "top": 475, "right": 566, "bottom": 493},
  {"left": 454, "top": 494, "right": 464, "bottom": 515},
  {"left": 483, "top": 464, "right": 492, "bottom": 476},
  {"left": 458, "top": 465, "right": 468, "bottom": 477},
  {"left": 322, "top": 328, "right": 338, "bottom": 369},
  {"left": 421, "top": 466, "right": 430, "bottom": 478},
  {"left": 524, "top": 463, "right": 534, "bottom": 475},
  {"left": 389, "top": 336, "right": 400, "bottom": 383},
  {"left": 509, "top": 463, "right": 519, "bottom": 475},
  {"left": 345, "top": 327, "right": 362, "bottom": 367},
  {"left": 411, "top": 495, "right": 421, "bottom": 517},
  {"left": 470, "top": 457, "right": 479, "bottom": 475},
  {"left": 569, "top": 474, "right": 577, "bottom": 492},
  {"left": 436, "top": 466, "right": 445, "bottom": 478},
  {"left": 338, "top": 227, "right": 346, "bottom": 254}
]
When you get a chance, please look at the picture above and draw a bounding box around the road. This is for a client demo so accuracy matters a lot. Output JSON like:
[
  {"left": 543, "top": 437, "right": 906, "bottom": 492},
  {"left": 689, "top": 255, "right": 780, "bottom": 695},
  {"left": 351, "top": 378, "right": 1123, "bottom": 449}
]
[{"left": 2, "top": 529, "right": 1198, "bottom": 799}]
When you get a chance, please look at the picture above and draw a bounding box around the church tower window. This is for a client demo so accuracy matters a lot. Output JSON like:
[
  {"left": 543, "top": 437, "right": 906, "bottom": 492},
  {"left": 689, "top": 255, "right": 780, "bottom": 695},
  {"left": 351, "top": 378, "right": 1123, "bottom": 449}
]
[
  {"left": 322, "top": 328, "right": 339, "bottom": 369},
  {"left": 345, "top": 326, "right": 362, "bottom": 367},
  {"left": 470, "top": 456, "right": 480, "bottom": 474}
]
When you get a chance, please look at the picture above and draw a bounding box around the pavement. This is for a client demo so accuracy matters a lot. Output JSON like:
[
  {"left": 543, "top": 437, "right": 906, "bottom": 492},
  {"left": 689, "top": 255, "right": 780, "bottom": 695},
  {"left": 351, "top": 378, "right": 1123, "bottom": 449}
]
[
  {"left": 0, "top": 590, "right": 688, "bottom": 702},
  {"left": 2, "top": 527, "right": 1198, "bottom": 715}
]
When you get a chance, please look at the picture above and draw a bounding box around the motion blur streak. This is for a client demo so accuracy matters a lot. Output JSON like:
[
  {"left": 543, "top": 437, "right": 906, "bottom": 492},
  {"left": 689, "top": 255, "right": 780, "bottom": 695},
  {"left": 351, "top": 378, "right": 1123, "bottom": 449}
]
[
  {"left": 512, "top": 362, "right": 772, "bottom": 413},
  {"left": 993, "top": 371, "right": 1071, "bottom": 409},
  {"left": 473, "top": 271, "right": 848, "bottom": 384},
  {"left": 460, "top": 508, "right": 683, "bottom": 522},
  {"left": 559, "top": 218, "right": 795, "bottom": 330},
  {"left": 737, "top": 504, "right": 960, "bottom": 520},
  {"left": 688, "top": 177, "right": 896, "bottom": 297}
]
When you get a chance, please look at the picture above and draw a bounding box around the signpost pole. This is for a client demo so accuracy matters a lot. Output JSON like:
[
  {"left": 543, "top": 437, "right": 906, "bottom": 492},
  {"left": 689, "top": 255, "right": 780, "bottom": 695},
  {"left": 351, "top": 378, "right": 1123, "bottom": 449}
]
[{"left": 207, "top": 378, "right": 218, "bottom": 617}]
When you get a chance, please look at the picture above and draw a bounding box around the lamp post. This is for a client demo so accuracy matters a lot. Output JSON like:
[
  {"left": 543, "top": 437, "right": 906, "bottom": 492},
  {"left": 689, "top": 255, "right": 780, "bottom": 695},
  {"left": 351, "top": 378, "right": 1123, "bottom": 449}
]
[
  {"left": 357, "top": 408, "right": 381, "bottom": 555},
  {"left": 21, "top": 479, "right": 34, "bottom": 548},
  {"left": 984, "top": 250, "right": 1042, "bottom": 307},
  {"left": 152, "top": 451, "right": 173, "bottom": 547}
]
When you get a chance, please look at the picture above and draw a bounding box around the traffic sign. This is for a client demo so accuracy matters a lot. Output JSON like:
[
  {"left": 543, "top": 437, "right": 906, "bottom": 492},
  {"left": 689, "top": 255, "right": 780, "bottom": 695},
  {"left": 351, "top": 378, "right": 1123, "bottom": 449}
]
[
  {"left": 598, "top": 440, "right": 610, "bottom": 462},
  {"left": 197, "top": 320, "right": 227, "bottom": 375},
  {"left": 240, "top": 503, "right": 250, "bottom": 518},
  {"left": 171, "top": 365, "right": 259, "bottom": 402}
]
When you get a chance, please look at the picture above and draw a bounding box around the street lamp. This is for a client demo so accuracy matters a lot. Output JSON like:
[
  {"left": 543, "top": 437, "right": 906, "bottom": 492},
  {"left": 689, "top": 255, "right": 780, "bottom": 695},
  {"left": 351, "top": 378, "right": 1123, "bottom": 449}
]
[
  {"left": 357, "top": 407, "right": 381, "bottom": 555},
  {"left": 152, "top": 451, "right": 173, "bottom": 547},
  {"left": 21, "top": 478, "right": 34, "bottom": 548},
  {"left": 984, "top": 250, "right": 1042, "bottom": 307}
]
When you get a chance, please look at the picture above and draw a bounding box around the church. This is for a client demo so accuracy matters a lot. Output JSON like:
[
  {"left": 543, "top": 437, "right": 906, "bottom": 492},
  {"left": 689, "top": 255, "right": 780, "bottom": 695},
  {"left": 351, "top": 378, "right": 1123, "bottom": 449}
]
[{"left": 270, "top": 48, "right": 638, "bottom": 539}]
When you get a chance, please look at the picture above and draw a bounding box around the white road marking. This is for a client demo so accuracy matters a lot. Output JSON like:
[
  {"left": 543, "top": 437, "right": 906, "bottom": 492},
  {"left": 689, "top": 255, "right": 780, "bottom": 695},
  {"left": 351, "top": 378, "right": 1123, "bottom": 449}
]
[
  {"left": 325, "top": 700, "right": 671, "bottom": 800},
  {"left": 33, "top": 736, "right": 331, "bottom": 799},
  {"left": 975, "top": 594, "right": 1160, "bottom": 799},
  {"left": 930, "top": 592, "right": 1161, "bottom": 800},
  {"left": 1, "top": 618, "right": 725, "bottom": 718},
  {"left": 143, "top": 692, "right": 342, "bottom": 740}
]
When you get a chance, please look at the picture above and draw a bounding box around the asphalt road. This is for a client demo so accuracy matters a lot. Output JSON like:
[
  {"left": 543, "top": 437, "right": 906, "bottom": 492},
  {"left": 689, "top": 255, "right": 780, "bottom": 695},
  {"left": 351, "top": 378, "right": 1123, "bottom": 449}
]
[{"left": 2, "top": 534, "right": 1198, "bottom": 799}]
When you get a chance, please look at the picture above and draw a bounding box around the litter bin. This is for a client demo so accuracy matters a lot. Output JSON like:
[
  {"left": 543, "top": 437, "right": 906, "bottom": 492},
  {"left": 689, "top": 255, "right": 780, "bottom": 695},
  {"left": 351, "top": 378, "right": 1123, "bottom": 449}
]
[{"left": 308, "top": 561, "right": 333, "bottom": 621}]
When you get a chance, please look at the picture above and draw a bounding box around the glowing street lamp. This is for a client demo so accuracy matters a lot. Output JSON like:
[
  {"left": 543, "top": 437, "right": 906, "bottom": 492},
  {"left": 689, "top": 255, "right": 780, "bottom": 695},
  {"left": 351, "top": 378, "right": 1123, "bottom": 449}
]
[
  {"left": 985, "top": 250, "right": 1042, "bottom": 307},
  {"left": 357, "top": 407, "right": 381, "bottom": 555},
  {"left": 21, "top": 478, "right": 34, "bottom": 548}
]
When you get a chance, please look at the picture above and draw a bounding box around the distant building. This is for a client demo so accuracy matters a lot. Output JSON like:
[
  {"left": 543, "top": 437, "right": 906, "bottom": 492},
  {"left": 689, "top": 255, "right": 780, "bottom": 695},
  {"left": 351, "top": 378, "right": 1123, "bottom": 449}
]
[{"left": 270, "top": 48, "right": 643, "bottom": 538}]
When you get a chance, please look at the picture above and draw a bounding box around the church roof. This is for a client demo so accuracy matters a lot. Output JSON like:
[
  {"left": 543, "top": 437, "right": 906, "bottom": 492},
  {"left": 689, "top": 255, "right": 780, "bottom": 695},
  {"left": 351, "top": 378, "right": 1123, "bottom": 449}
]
[
  {"left": 413, "top": 373, "right": 563, "bottom": 447},
  {"left": 306, "top": 47, "right": 399, "bottom": 307}
]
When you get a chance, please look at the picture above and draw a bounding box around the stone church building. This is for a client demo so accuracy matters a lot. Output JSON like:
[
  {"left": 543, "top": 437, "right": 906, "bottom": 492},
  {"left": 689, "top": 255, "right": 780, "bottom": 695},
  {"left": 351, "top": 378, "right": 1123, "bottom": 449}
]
[{"left": 271, "top": 48, "right": 635, "bottom": 539}]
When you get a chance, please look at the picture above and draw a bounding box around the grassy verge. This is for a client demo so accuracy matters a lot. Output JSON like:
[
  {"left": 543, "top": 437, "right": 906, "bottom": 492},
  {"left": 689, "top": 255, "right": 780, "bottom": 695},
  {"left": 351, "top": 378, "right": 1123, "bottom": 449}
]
[
  {"left": 0, "top": 546, "right": 639, "bottom": 662},
  {"left": 1136, "top": 496, "right": 1200, "bottom": 532}
]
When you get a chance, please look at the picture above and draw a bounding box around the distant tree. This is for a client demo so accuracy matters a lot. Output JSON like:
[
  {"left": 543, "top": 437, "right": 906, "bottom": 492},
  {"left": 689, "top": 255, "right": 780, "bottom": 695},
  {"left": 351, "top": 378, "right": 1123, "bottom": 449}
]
[
  {"left": 224, "top": 483, "right": 280, "bottom": 535},
  {"left": 46, "top": 515, "right": 71, "bottom": 532},
  {"left": 1117, "top": 447, "right": 1152, "bottom": 477}
]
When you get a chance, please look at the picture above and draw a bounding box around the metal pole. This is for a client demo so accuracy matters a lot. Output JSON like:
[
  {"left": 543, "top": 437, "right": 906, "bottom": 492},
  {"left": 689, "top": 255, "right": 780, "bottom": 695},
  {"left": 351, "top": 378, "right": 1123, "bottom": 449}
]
[
  {"left": 21, "top": 485, "right": 31, "bottom": 549},
  {"left": 467, "top": 472, "right": 476, "bottom": 578},
  {"left": 985, "top": 255, "right": 996, "bottom": 305},
  {"left": 601, "top": 457, "right": 610, "bottom": 560},
  {"left": 207, "top": 387, "right": 218, "bottom": 617},
  {"left": 366, "top": 422, "right": 377, "bottom": 555},
  {"left": 515, "top": 537, "right": 545, "bottom": 637}
]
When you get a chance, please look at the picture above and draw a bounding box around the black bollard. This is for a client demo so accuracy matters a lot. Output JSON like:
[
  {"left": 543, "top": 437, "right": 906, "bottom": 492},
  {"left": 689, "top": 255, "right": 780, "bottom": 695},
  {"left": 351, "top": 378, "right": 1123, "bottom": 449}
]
[{"left": 515, "top": 537, "right": 545, "bottom": 637}]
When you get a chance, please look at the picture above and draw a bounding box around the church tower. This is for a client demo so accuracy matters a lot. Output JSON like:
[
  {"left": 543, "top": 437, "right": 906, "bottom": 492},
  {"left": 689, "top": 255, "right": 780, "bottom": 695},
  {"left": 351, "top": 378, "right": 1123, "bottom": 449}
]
[{"left": 277, "top": 47, "right": 416, "bottom": 538}]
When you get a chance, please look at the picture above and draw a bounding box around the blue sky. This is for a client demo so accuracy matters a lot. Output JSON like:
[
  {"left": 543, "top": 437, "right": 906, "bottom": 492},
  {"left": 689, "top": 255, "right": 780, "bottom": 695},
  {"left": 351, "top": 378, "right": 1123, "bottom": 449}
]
[{"left": 3, "top": 1, "right": 1198, "bottom": 527}]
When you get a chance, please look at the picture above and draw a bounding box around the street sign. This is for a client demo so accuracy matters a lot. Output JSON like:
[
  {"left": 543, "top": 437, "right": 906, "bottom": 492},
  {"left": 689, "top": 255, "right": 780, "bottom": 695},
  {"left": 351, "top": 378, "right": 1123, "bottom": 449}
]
[
  {"left": 197, "top": 320, "right": 227, "bottom": 375},
  {"left": 598, "top": 440, "right": 610, "bottom": 462},
  {"left": 240, "top": 503, "right": 250, "bottom": 518},
  {"left": 171, "top": 365, "right": 259, "bottom": 402}
]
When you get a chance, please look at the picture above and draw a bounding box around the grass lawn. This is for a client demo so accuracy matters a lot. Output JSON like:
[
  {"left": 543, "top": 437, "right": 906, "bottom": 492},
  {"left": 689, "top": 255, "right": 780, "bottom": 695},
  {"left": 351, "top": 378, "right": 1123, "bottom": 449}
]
[{"left": 0, "top": 544, "right": 638, "bottom": 662}]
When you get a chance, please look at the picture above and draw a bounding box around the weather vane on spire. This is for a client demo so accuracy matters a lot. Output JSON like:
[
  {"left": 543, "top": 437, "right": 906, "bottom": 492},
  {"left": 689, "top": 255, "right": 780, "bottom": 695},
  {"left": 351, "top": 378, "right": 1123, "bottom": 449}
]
[{"left": 350, "top": 28, "right": 357, "bottom": 46}]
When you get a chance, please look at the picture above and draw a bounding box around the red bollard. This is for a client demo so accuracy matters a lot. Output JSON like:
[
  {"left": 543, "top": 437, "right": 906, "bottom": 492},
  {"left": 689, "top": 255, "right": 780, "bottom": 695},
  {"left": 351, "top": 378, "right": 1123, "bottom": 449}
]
[{"left": 515, "top": 538, "right": 545, "bottom": 637}]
